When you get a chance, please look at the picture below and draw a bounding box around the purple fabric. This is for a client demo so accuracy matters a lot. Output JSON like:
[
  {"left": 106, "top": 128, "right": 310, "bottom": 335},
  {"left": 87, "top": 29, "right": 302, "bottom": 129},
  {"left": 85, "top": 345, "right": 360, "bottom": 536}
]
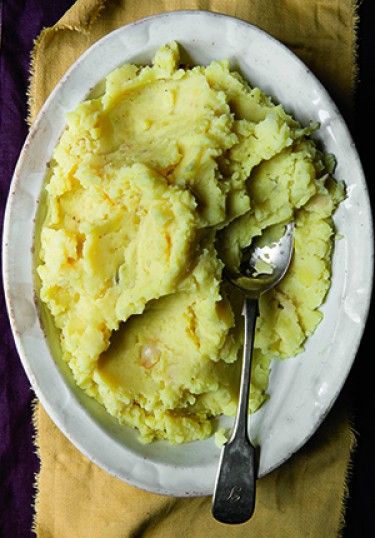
[{"left": 0, "top": 2, "right": 74, "bottom": 536}]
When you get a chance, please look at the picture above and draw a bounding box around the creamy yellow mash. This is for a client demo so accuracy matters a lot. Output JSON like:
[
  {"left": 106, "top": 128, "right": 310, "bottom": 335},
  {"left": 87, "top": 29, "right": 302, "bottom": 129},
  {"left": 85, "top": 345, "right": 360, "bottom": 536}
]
[{"left": 36, "top": 43, "right": 344, "bottom": 443}]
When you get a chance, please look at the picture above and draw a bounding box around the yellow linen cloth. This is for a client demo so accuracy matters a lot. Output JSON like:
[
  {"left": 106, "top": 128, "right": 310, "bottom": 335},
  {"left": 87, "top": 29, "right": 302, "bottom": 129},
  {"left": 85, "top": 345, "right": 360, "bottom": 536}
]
[{"left": 31, "top": 1, "right": 358, "bottom": 536}]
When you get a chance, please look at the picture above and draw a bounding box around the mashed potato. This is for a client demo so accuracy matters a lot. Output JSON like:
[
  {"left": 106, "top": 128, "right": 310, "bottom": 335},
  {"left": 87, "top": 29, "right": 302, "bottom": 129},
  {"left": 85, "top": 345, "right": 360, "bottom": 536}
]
[{"left": 36, "top": 43, "right": 344, "bottom": 443}]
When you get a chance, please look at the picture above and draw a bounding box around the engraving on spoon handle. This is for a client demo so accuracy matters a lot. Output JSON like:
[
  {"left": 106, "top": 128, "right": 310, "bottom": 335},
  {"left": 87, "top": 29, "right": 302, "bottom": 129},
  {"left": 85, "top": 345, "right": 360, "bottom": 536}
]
[{"left": 212, "top": 297, "right": 258, "bottom": 524}]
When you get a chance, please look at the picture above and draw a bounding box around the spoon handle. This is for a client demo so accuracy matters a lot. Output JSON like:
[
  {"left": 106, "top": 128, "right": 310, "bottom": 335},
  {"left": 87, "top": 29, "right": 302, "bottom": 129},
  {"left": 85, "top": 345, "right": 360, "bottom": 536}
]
[{"left": 212, "top": 297, "right": 258, "bottom": 524}]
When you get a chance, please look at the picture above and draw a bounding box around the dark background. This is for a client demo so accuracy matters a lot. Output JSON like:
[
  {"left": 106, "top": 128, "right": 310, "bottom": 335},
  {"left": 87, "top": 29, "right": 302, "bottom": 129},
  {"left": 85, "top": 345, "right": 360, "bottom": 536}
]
[
  {"left": 343, "top": 0, "right": 375, "bottom": 535},
  {"left": 0, "top": 1, "right": 373, "bottom": 536}
]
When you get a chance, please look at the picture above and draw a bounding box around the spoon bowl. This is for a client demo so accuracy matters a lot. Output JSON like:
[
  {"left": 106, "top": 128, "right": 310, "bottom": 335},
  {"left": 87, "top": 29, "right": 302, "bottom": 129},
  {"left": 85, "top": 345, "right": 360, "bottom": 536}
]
[{"left": 227, "top": 222, "right": 295, "bottom": 295}]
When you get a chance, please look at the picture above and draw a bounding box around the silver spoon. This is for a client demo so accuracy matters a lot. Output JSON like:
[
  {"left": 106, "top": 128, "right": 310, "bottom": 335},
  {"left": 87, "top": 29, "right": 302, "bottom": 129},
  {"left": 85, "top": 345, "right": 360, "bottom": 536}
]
[{"left": 212, "top": 222, "right": 294, "bottom": 524}]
